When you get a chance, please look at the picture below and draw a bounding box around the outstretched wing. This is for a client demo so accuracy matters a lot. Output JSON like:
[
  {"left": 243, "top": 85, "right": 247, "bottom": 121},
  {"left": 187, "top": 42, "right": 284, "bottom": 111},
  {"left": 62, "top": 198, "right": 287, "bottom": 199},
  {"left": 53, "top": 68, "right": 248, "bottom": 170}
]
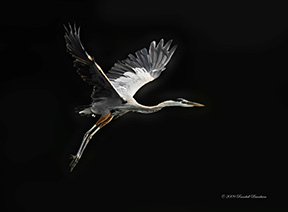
[
  {"left": 106, "top": 39, "right": 177, "bottom": 99},
  {"left": 64, "top": 24, "right": 124, "bottom": 102}
]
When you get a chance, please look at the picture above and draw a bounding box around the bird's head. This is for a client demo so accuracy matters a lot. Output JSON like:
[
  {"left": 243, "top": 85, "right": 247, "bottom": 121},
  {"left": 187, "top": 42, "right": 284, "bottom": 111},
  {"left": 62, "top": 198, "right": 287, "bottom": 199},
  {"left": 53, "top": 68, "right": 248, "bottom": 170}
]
[
  {"left": 175, "top": 98, "right": 205, "bottom": 107},
  {"left": 158, "top": 98, "right": 205, "bottom": 108}
]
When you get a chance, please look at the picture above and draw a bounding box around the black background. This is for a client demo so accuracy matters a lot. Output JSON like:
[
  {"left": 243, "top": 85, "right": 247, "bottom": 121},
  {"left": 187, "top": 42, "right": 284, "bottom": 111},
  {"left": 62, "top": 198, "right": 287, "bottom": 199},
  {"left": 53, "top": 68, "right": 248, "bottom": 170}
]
[{"left": 1, "top": 0, "right": 287, "bottom": 211}]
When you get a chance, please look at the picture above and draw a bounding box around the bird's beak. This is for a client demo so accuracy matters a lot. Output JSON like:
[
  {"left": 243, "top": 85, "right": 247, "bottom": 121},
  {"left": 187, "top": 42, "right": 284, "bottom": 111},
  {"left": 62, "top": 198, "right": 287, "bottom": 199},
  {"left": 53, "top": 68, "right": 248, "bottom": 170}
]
[{"left": 189, "top": 101, "right": 205, "bottom": 107}]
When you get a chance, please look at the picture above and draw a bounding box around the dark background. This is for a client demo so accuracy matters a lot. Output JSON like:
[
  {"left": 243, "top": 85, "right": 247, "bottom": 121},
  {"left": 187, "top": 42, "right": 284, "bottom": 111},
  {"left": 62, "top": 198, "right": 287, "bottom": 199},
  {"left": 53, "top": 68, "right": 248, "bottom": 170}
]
[{"left": 0, "top": 0, "right": 287, "bottom": 211}]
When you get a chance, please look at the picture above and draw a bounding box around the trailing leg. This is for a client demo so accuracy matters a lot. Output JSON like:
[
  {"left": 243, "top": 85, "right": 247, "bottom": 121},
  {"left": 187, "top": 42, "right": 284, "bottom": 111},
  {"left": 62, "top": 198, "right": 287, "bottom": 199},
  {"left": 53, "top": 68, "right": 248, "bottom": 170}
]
[{"left": 69, "top": 113, "right": 114, "bottom": 171}]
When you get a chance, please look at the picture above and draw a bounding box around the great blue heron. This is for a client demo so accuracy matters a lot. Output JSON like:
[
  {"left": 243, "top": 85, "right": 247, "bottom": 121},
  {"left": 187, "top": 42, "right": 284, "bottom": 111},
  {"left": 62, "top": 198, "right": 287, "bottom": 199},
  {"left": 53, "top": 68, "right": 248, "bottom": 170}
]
[{"left": 64, "top": 24, "right": 204, "bottom": 171}]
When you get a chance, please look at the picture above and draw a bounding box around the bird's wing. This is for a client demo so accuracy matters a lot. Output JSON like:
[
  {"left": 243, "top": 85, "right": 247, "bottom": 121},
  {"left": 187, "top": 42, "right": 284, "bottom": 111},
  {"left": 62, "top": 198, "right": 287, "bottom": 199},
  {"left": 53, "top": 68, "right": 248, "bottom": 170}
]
[
  {"left": 106, "top": 39, "right": 177, "bottom": 99},
  {"left": 64, "top": 24, "right": 124, "bottom": 102}
]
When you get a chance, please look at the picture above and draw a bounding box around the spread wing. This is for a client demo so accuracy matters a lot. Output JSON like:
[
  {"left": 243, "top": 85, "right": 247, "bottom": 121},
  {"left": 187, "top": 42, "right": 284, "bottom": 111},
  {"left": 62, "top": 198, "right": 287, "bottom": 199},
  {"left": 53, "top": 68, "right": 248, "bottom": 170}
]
[
  {"left": 106, "top": 39, "right": 177, "bottom": 99},
  {"left": 64, "top": 24, "right": 124, "bottom": 102}
]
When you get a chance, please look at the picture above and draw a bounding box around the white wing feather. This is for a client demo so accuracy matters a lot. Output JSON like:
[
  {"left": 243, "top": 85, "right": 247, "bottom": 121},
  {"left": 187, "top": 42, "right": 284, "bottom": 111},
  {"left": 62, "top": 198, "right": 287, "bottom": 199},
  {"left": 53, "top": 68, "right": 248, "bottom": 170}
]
[
  {"left": 106, "top": 39, "right": 177, "bottom": 100},
  {"left": 110, "top": 67, "right": 154, "bottom": 99}
]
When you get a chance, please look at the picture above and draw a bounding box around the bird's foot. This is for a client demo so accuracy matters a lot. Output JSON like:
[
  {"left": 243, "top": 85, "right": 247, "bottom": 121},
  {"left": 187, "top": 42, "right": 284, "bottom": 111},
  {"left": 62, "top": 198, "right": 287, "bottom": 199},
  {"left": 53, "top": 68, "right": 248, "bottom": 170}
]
[{"left": 69, "top": 154, "right": 80, "bottom": 172}]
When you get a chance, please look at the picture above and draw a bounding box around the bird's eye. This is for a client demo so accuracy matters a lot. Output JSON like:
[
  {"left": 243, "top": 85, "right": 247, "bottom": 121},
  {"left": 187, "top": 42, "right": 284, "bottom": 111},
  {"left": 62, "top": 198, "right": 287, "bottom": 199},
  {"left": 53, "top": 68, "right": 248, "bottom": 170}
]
[{"left": 177, "top": 98, "right": 185, "bottom": 102}]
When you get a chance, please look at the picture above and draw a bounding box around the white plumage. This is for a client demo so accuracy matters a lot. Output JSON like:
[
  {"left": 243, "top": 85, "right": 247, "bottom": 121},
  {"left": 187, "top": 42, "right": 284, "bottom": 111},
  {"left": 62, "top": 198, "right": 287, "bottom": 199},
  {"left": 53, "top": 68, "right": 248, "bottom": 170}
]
[{"left": 110, "top": 67, "right": 154, "bottom": 99}]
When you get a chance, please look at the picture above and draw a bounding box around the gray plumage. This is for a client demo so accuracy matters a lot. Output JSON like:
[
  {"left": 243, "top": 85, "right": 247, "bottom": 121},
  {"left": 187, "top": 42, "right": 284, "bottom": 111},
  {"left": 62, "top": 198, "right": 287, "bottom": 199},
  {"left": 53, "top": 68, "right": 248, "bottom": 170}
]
[
  {"left": 107, "top": 39, "right": 176, "bottom": 79},
  {"left": 64, "top": 24, "right": 204, "bottom": 171}
]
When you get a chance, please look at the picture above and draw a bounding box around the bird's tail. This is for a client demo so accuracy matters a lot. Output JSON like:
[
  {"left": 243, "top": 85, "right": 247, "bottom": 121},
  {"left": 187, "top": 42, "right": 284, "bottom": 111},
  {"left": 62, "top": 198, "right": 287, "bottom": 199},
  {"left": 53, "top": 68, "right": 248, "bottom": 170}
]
[{"left": 74, "top": 105, "right": 92, "bottom": 117}]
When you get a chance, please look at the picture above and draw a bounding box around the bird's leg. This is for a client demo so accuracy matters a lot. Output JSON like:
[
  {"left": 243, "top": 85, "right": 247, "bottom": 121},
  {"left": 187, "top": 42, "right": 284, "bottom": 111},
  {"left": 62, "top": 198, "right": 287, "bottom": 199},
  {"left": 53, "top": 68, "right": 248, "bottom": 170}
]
[
  {"left": 69, "top": 124, "right": 98, "bottom": 171},
  {"left": 77, "top": 124, "right": 97, "bottom": 157},
  {"left": 77, "top": 113, "right": 111, "bottom": 155},
  {"left": 69, "top": 113, "right": 113, "bottom": 172},
  {"left": 90, "top": 114, "right": 113, "bottom": 136},
  {"left": 99, "top": 113, "right": 113, "bottom": 127},
  {"left": 95, "top": 113, "right": 112, "bottom": 125},
  {"left": 82, "top": 114, "right": 113, "bottom": 155}
]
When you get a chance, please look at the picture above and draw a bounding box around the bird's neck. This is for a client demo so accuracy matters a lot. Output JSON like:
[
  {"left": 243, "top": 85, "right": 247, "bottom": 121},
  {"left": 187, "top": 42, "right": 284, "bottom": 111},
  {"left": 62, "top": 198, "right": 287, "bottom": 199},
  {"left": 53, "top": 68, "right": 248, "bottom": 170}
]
[{"left": 129, "top": 100, "right": 180, "bottom": 114}]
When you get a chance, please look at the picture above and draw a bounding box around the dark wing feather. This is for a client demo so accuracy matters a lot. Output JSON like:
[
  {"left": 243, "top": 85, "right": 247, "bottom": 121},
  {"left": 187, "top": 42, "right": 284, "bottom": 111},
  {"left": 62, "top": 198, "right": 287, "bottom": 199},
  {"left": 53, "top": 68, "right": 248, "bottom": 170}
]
[
  {"left": 64, "top": 24, "right": 124, "bottom": 102},
  {"left": 106, "top": 39, "right": 177, "bottom": 98}
]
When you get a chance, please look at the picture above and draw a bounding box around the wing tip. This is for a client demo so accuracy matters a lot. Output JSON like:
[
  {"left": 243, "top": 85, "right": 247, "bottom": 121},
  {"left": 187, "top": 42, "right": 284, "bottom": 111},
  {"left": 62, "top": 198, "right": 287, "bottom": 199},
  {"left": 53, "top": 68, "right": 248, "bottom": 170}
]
[
  {"left": 170, "top": 44, "right": 177, "bottom": 53},
  {"left": 150, "top": 39, "right": 176, "bottom": 52},
  {"left": 163, "top": 39, "right": 173, "bottom": 50},
  {"left": 157, "top": 39, "right": 164, "bottom": 48},
  {"left": 64, "top": 22, "right": 81, "bottom": 37},
  {"left": 150, "top": 40, "right": 156, "bottom": 48}
]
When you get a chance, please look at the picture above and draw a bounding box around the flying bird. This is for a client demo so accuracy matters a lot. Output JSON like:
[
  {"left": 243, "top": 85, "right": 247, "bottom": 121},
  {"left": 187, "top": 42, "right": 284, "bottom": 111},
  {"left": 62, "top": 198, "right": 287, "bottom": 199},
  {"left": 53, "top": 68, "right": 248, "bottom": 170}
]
[{"left": 64, "top": 24, "right": 204, "bottom": 171}]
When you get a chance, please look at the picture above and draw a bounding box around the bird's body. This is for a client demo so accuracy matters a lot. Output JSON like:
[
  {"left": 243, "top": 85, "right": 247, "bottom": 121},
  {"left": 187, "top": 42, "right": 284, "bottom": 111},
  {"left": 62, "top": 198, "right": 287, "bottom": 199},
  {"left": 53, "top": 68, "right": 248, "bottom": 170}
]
[{"left": 64, "top": 24, "right": 204, "bottom": 171}]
